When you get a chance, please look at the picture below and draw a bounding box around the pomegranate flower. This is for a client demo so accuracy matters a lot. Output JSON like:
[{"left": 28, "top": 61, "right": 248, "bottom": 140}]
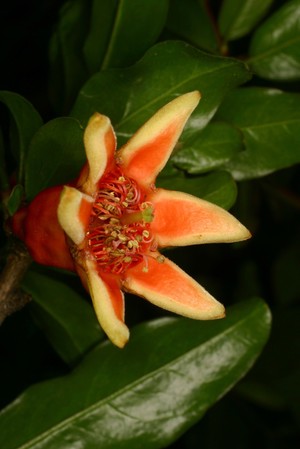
[{"left": 13, "top": 92, "right": 251, "bottom": 348}]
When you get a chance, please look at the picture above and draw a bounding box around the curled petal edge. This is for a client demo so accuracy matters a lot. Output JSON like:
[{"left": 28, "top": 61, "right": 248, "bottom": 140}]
[
  {"left": 80, "top": 113, "right": 116, "bottom": 195},
  {"left": 85, "top": 260, "right": 129, "bottom": 348},
  {"left": 57, "top": 186, "right": 93, "bottom": 245}
]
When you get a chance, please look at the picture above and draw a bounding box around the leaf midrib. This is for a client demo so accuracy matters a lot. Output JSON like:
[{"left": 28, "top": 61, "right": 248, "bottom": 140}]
[
  {"left": 222, "top": 0, "right": 255, "bottom": 40},
  {"left": 110, "top": 59, "right": 247, "bottom": 130},
  {"left": 248, "top": 34, "right": 300, "bottom": 64},
  {"left": 101, "top": 0, "right": 124, "bottom": 70},
  {"left": 238, "top": 118, "right": 300, "bottom": 131},
  {"left": 17, "top": 306, "right": 261, "bottom": 449}
]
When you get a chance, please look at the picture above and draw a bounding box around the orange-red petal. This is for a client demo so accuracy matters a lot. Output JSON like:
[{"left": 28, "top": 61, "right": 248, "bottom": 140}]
[
  {"left": 119, "top": 92, "right": 201, "bottom": 189},
  {"left": 123, "top": 253, "right": 225, "bottom": 320},
  {"left": 85, "top": 260, "right": 129, "bottom": 348},
  {"left": 150, "top": 188, "right": 251, "bottom": 247}
]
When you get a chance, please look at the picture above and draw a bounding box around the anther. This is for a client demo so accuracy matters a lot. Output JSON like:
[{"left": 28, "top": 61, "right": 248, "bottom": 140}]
[
  {"left": 87, "top": 169, "right": 155, "bottom": 274},
  {"left": 118, "top": 234, "right": 127, "bottom": 242}
]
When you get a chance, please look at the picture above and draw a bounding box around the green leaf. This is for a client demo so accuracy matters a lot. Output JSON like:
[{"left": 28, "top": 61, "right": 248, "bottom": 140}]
[
  {"left": 82, "top": 0, "right": 118, "bottom": 72},
  {"left": 83, "top": 0, "right": 169, "bottom": 71},
  {"left": 0, "top": 91, "right": 43, "bottom": 183},
  {"left": 72, "top": 41, "right": 251, "bottom": 147},
  {"left": 218, "top": 0, "right": 274, "bottom": 41},
  {"left": 157, "top": 169, "right": 238, "bottom": 210},
  {"left": 48, "top": 0, "right": 90, "bottom": 113},
  {"left": 166, "top": 0, "right": 219, "bottom": 54},
  {"left": 171, "top": 122, "right": 243, "bottom": 174},
  {"left": 248, "top": 0, "right": 300, "bottom": 81},
  {"left": 48, "top": 0, "right": 168, "bottom": 112},
  {"left": 237, "top": 306, "right": 300, "bottom": 411},
  {"left": 215, "top": 87, "right": 300, "bottom": 180},
  {"left": 0, "top": 130, "right": 9, "bottom": 190},
  {"left": 22, "top": 270, "right": 104, "bottom": 366},
  {"left": 25, "top": 117, "right": 84, "bottom": 200},
  {"left": 6, "top": 184, "right": 24, "bottom": 216},
  {"left": 0, "top": 298, "right": 271, "bottom": 449}
]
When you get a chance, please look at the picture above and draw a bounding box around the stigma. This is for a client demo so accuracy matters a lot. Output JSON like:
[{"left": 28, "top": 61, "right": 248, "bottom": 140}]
[{"left": 86, "top": 170, "right": 156, "bottom": 274}]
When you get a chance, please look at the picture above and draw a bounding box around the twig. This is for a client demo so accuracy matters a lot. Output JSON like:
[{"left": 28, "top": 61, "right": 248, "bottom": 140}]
[{"left": 0, "top": 238, "right": 32, "bottom": 324}]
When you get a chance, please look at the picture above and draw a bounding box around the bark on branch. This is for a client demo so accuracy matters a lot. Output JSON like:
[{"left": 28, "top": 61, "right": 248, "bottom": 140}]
[{"left": 0, "top": 238, "right": 32, "bottom": 324}]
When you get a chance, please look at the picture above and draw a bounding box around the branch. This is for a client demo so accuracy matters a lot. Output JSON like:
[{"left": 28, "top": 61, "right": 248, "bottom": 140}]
[{"left": 0, "top": 238, "right": 32, "bottom": 324}]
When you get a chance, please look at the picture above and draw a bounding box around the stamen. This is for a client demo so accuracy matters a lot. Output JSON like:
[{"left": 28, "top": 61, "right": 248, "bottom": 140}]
[{"left": 87, "top": 169, "right": 156, "bottom": 274}]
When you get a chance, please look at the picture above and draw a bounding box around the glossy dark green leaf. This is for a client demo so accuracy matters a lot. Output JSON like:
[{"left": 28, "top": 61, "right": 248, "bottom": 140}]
[
  {"left": 22, "top": 270, "right": 104, "bottom": 366},
  {"left": 248, "top": 0, "right": 300, "bottom": 81},
  {"left": 0, "top": 91, "right": 43, "bottom": 183},
  {"left": 218, "top": 0, "right": 274, "bottom": 41},
  {"left": 83, "top": 0, "right": 169, "bottom": 71},
  {"left": 171, "top": 122, "right": 243, "bottom": 174},
  {"left": 6, "top": 184, "right": 24, "bottom": 216},
  {"left": 166, "top": 0, "right": 219, "bottom": 54},
  {"left": 0, "top": 298, "right": 271, "bottom": 449},
  {"left": 82, "top": 0, "right": 118, "bottom": 72},
  {"left": 157, "top": 169, "right": 237, "bottom": 210},
  {"left": 72, "top": 41, "right": 251, "bottom": 147},
  {"left": 49, "top": 0, "right": 168, "bottom": 112},
  {"left": 0, "top": 130, "right": 9, "bottom": 190},
  {"left": 25, "top": 117, "right": 84, "bottom": 200},
  {"left": 48, "top": 0, "right": 90, "bottom": 113},
  {"left": 215, "top": 87, "right": 300, "bottom": 180},
  {"left": 237, "top": 307, "right": 300, "bottom": 411}
]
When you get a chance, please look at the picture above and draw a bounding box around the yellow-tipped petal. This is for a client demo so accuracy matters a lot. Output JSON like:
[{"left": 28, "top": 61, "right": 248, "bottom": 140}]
[
  {"left": 150, "top": 189, "right": 251, "bottom": 247},
  {"left": 82, "top": 113, "right": 116, "bottom": 195},
  {"left": 124, "top": 254, "right": 225, "bottom": 320},
  {"left": 85, "top": 260, "right": 129, "bottom": 348},
  {"left": 57, "top": 186, "right": 93, "bottom": 245},
  {"left": 119, "top": 91, "right": 201, "bottom": 188}
]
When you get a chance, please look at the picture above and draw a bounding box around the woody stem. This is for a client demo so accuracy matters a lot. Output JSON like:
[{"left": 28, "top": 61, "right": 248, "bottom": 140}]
[{"left": 0, "top": 238, "right": 32, "bottom": 324}]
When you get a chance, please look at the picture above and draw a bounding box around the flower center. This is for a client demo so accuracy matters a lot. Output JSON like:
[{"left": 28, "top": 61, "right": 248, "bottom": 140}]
[{"left": 86, "top": 170, "right": 156, "bottom": 274}]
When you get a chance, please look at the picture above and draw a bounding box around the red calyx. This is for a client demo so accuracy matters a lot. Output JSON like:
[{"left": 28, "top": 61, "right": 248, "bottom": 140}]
[{"left": 11, "top": 186, "right": 75, "bottom": 271}]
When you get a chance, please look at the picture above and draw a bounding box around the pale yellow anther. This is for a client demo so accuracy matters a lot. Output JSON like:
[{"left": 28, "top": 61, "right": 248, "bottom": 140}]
[
  {"left": 128, "top": 240, "right": 139, "bottom": 249},
  {"left": 119, "top": 234, "right": 128, "bottom": 242}
]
